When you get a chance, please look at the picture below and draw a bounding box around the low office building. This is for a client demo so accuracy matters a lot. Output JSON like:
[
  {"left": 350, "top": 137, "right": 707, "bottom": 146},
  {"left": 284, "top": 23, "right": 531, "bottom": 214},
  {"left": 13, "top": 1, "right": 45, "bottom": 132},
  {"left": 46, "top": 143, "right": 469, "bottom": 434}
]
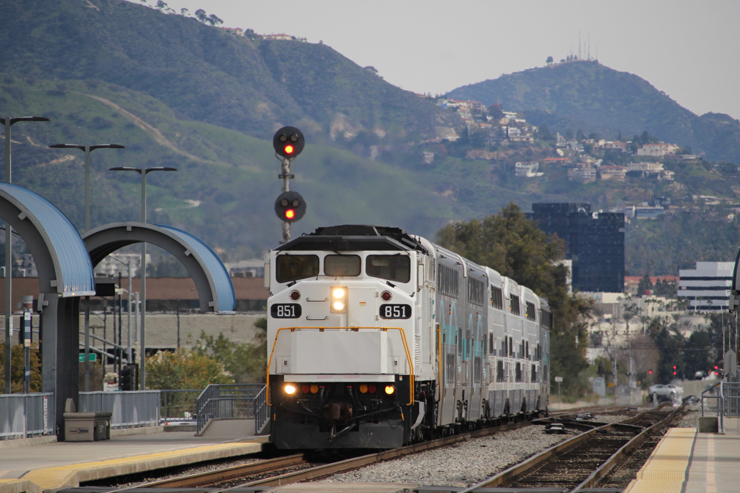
[{"left": 678, "top": 262, "right": 734, "bottom": 311}]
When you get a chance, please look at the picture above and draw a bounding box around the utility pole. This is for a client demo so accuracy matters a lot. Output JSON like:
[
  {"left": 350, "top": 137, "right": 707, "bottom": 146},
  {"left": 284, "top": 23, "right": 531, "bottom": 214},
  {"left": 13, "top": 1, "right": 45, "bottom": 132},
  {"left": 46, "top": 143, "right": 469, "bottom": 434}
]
[
  {"left": 2, "top": 115, "right": 49, "bottom": 394},
  {"left": 280, "top": 155, "right": 292, "bottom": 243}
]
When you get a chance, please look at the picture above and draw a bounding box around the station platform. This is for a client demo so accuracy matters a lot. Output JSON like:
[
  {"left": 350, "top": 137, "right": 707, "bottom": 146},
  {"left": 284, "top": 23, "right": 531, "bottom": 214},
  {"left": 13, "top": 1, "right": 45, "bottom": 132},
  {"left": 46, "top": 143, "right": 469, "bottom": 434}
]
[
  {"left": 0, "top": 429, "right": 267, "bottom": 493},
  {"left": 625, "top": 417, "right": 740, "bottom": 493}
]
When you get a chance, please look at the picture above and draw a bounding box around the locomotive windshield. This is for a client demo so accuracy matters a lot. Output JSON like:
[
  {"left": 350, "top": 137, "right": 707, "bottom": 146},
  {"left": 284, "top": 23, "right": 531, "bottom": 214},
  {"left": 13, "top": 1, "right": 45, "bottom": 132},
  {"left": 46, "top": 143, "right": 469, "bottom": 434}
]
[
  {"left": 325, "top": 255, "right": 361, "bottom": 276},
  {"left": 366, "top": 255, "right": 410, "bottom": 283},
  {"left": 276, "top": 255, "right": 319, "bottom": 283}
]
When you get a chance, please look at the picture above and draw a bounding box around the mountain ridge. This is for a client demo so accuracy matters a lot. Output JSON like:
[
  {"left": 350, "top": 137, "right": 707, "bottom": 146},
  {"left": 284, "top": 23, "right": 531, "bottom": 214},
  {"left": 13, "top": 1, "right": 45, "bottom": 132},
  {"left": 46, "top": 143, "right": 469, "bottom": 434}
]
[
  {"left": 0, "top": 0, "right": 461, "bottom": 141},
  {"left": 447, "top": 61, "right": 740, "bottom": 163}
]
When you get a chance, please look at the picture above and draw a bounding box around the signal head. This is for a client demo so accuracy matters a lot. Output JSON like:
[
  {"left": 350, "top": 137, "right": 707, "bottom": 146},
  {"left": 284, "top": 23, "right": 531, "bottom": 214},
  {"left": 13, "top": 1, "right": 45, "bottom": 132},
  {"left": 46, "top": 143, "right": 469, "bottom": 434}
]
[
  {"left": 273, "top": 126, "right": 305, "bottom": 159},
  {"left": 274, "top": 191, "right": 306, "bottom": 223}
]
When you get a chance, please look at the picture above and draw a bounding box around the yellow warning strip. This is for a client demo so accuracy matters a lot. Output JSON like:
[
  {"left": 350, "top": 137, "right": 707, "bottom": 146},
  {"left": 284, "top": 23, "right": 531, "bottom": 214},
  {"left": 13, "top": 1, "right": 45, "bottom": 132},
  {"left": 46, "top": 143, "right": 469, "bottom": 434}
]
[
  {"left": 0, "top": 478, "right": 42, "bottom": 493},
  {"left": 624, "top": 427, "right": 696, "bottom": 493},
  {"left": 20, "top": 440, "right": 263, "bottom": 491}
]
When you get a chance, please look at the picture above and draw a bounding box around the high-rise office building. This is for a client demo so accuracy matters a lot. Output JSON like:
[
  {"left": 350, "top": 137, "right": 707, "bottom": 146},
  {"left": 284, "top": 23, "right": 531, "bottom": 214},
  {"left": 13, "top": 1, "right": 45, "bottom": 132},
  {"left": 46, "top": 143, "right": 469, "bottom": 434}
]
[{"left": 528, "top": 203, "right": 625, "bottom": 293}]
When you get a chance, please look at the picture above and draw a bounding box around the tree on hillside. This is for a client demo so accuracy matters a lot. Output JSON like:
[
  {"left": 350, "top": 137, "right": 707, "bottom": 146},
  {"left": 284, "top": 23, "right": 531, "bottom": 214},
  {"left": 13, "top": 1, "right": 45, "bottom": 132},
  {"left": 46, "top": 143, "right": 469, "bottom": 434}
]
[
  {"left": 546, "top": 56, "right": 554, "bottom": 64},
  {"left": 207, "top": 14, "right": 224, "bottom": 26},
  {"left": 538, "top": 124, "right": 555, "bottom": 143},
  {"left": 180, "top": 8, "right": 189, "bottom": 16},
  {"left": 436, "top": 202, "right": 592, "bottom": 397},
  {"left": 487, "top": 104, "right": 504, "bottom": 121},
  {"left": 194, "top": 9, "right": 207, "bottom": 23}
]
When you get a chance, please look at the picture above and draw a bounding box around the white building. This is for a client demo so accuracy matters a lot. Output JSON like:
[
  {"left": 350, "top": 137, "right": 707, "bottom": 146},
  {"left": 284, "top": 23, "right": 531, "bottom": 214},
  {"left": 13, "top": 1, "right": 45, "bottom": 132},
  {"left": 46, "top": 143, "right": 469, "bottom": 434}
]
[
  {"left": 636, "top": 143, "right": 679, "bottom": 157},
  {"left": 95, "top": 252, "right": 145, "bottom": 277},
  {"left": 628, "top": 162, "right": 664, "bottom": 174},
  {"left": 678, "top": 261, "right": 734, "bottom": 311},
  {"left": 515, "top": 161, "right": 543, "bottom": 177},
  {"left": 567, "top": 166, "right": 597, "bottom": 183}
]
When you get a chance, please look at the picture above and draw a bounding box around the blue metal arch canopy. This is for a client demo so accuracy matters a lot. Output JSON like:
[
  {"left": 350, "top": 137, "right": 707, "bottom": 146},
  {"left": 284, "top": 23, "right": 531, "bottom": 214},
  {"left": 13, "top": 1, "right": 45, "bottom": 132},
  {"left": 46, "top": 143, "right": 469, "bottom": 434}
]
[
  {"left": 83, "top": 222, "right": 235, "bottom": 313},
  {"left": 0, "top": 183, "right": 94, "bottom": 296}
]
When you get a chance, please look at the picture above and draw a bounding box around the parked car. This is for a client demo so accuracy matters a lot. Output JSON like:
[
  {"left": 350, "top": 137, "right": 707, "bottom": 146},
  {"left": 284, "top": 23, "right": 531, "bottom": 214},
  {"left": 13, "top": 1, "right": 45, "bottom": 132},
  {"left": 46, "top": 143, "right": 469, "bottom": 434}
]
[{"left": 648, "top": 384, "right": 683, "bottom": 400}]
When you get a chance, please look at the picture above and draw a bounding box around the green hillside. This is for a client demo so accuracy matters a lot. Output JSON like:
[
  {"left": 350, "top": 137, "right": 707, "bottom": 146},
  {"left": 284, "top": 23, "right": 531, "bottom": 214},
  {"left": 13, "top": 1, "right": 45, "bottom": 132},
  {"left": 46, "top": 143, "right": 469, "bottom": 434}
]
[
  {"left": 2, "top": 0, "right": 739, "bottom": 275},
  {"left": 0, "top": 76, "right": 468, "bottom": 257},
  {"left": 0, "top": 0, "right": 460, "bottom": 141},
  {"left": 447, "top": 61, "right": 740, "bottom": 163}
]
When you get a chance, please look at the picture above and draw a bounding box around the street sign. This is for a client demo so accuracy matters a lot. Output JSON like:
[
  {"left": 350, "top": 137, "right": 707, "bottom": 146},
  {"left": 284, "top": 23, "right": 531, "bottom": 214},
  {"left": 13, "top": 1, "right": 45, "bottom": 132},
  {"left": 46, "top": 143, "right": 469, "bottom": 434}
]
[
  {"left": 79, "top": 353, "right": 97, "bottom": 362},
  {"left": 554, "top": 376, "right": 563, "bottom": 382}
]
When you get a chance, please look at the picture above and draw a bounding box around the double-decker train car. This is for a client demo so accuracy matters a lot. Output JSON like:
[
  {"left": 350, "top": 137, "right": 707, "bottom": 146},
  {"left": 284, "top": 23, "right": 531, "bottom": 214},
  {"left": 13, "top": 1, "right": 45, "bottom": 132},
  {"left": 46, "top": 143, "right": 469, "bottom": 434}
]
[{"left": 265, "top": 225, "right": 552, "bottom": 449}]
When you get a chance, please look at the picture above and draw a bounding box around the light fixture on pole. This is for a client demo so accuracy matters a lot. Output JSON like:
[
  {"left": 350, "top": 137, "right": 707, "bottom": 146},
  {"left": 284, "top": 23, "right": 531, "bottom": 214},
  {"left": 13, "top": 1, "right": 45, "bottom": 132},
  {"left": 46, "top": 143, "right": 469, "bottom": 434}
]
[
  {"left": 48, "top": 144, "right": 125, "bottom": 233},
  {"left": 109, "top": 166, "right": 177, "bottom": 390},
  {"left": 2, "top": 115, "right": 49, "bottom": 394}
]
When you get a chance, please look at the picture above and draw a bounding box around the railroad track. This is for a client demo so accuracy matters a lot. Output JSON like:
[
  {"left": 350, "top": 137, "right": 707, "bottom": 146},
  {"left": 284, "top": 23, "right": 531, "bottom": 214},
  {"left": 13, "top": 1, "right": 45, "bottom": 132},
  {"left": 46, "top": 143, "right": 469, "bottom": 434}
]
[
  {"left": 458, "top": 404, "right": 683, "bottom": 493},
  {"left": 71, "top": 404, "right": 636, "bottom": 493}
]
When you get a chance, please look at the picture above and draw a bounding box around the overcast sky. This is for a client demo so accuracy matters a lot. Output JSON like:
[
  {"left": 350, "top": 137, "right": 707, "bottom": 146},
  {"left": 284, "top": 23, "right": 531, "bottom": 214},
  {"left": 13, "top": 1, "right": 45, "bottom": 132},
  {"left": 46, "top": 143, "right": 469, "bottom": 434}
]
[{"left": 138, "top": 0, "right": 740, "bottom": 120}]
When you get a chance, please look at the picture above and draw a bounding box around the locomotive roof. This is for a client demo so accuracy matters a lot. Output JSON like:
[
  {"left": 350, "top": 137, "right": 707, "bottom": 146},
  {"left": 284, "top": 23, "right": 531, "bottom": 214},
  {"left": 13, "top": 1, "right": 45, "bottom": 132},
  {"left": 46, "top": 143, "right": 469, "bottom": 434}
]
[{"left": 276, "top": 225, "right": 428, "bottom": 254}]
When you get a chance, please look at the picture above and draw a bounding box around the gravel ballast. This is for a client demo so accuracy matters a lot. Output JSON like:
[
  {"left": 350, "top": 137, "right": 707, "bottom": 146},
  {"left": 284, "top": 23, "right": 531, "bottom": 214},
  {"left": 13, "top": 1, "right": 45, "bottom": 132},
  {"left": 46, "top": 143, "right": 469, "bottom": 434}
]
[{"left": 321, "top": 425, "right": 571, "bottom": 487}]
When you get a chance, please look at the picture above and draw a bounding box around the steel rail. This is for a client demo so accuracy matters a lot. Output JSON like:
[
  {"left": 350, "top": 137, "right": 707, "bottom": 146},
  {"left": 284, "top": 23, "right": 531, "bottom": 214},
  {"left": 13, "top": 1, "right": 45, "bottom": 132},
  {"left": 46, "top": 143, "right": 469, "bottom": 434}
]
[
  {"left": 81, "top": 404, "right": 628, "bottom": 493},
  {"left": 457, "top": 406, "right": 679, "bottom": 493},
  {"left": 214, "top": 405, "right": 630, "bottom": 491},
  {"left": 99, "top": 454, "right": 305, "bottom": 492},
  {"left": 217, "top": 420, "right": 535, "bottom": 490},
  {"left": 570, "top": 405, "right": 683, "bottom": 492}
]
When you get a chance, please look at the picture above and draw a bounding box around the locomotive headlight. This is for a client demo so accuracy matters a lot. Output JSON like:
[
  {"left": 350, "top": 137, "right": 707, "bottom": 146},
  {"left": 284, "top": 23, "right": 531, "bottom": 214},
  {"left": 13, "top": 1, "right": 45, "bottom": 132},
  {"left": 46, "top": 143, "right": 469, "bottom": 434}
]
[
  {"left": 284, "top": 384, "right": 297, "bottom": 395},
  {"left": 331, "top": 286, "right": 347, "bottom": 313},
  {"left": 384, "top": 385, "right": 395, "bottom": 395}
]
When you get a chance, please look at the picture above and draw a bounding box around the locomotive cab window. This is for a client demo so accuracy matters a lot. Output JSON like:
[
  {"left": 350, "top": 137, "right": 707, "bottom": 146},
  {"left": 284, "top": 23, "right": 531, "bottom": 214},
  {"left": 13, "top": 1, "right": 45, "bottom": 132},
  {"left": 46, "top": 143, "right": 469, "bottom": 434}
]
[
  {"left": 325, "top": 255, "right": 361, "bottom": 277},
  {"left": 366, "top": 255, "right": 410, "bottom": 283},
  {"left": 276, "top": 255, "right": 319, "bottom": 283}
]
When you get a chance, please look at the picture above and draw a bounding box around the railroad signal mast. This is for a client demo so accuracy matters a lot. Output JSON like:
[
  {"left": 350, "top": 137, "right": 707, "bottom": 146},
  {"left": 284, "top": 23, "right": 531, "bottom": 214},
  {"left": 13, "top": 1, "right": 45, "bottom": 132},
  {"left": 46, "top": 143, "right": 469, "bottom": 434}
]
[{"left": 273, "top": 126, "right": 306, "bottom": 243}]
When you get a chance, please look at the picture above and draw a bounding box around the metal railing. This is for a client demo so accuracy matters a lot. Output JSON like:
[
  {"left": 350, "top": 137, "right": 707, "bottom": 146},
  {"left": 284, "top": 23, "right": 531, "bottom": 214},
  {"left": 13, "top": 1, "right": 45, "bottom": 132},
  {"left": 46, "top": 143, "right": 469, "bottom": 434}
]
[
  {"left": 701, "top": 381, "right": 740, "bottom": 433},
  {"left": 0, "top": 393, "right": 55, "bottom": 439},
  {"left": 160, "top": 389, "right": 200, "bottom": 424},
  {"left": 79, "top": 391, "right": 160, "bottom": 429},
  {"left": 196, "top": 384, "right": 266, "bottom": 435},
  {"left": 254, "top": 385, "right": 269, "bottom": 434}
]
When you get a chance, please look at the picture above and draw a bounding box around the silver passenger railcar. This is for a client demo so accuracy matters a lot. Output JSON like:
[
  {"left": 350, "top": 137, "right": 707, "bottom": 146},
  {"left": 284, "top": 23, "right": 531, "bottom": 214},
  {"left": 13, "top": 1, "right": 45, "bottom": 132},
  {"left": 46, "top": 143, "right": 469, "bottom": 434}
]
[{"left": 265, "top": 225, "right": 551, "bottom": 449}]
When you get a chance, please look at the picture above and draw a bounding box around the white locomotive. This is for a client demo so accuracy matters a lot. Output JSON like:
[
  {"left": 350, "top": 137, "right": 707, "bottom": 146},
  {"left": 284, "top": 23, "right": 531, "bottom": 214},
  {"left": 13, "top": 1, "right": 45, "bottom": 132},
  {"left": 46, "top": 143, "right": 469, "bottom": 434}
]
[{"left": 265, "top": 225, "right": 552, "bottom": 449}]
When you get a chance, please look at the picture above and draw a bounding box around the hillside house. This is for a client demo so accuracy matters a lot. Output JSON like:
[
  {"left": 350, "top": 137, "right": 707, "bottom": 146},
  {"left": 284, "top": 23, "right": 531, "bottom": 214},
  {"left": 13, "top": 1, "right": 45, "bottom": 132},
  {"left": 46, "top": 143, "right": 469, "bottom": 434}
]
[
  {"left": 515, "top": 161, "right": 543, "bottom": 177},
  {"left": 624, "top": 205, "right": 665, "bottom": 219},
  {"left": 568, "top": 166, "right": 596, "bottom": 183},
  {"left": 221, "top": 27, "right": 244, "bottom": 36},
  {"left": 262, "top": 33, "right": 294, "bottom": 40},
  {"left": 597, "top": 140, "right": 629, "bottom": 152},
  {"left": 599, "top": 165, "right": 627, "bottom": 181},
  {"left": 628, "top": 162, "right": 663, "bottom": 174},
  {"left": 637, "top": 143, "right": 679, "bottom": 157},
  {"left": 566, "top": 140, "right": 584, "bottom": 152},
  {"left": 543, "top": 157, "right": 571, "bottom": 166}
]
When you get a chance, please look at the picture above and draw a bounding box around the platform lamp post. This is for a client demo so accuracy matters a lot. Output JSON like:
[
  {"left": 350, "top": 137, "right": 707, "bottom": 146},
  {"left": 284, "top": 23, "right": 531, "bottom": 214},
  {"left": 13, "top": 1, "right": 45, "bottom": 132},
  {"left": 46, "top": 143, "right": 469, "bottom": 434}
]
[
  {"left": 48, "top": 144, "right": 125, "bottom": 233},
  {"left": 109, "top": 166, "right": 177, "bottom": 390},
  {"left": 2, "top": 115, "right": 49, "bottom": 394}
]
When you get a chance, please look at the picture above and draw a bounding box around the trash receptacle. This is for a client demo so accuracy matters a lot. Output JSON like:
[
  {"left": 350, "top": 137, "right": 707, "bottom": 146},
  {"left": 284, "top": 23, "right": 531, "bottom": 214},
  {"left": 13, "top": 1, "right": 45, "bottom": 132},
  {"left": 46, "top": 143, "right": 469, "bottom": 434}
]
[{"left": 64, "top": 411, "right": 113, "bottom": 441}]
